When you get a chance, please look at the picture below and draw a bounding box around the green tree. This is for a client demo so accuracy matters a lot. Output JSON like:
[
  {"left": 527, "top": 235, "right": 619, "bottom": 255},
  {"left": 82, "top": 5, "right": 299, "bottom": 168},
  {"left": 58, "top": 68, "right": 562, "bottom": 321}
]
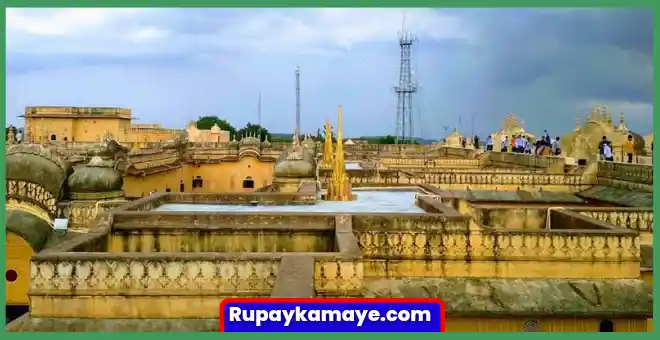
[
  {"left": 236, "top": 123, "right": 270, "bottom": 142},
  {"left": 196, "top": 116, "right": 235, "bottom": 135},
  {"left": 319, "top": 128, "right": 336, "bottom": 143},
  {"left": 376, "top": 135, "right": 397, "bottom": 144}
]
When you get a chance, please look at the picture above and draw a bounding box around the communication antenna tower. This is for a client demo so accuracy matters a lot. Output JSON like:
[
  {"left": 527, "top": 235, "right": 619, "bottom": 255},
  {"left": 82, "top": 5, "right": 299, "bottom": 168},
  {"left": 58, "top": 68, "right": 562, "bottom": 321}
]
[
  {"left": 295, "top": 65, "right": 301, "bottom": 138},
  {"left": 394, "top": 16, "right": 417, "bottom": 144}
]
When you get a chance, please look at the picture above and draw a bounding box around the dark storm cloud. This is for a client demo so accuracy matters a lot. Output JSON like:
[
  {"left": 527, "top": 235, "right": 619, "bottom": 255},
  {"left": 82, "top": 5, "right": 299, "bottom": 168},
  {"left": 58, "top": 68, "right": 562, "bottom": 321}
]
[
  {"left": 5, "top": 9, "right": 653, "bottom": 137},
  {"left": 473, "top": 9, "right": 653, "bottom": 103}
]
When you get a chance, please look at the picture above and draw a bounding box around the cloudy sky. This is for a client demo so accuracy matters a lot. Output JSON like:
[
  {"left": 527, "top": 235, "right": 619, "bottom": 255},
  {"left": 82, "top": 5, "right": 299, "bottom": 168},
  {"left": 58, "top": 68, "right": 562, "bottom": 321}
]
[{"left": 5, "top": 8, "right": 653, "bottom": 138}]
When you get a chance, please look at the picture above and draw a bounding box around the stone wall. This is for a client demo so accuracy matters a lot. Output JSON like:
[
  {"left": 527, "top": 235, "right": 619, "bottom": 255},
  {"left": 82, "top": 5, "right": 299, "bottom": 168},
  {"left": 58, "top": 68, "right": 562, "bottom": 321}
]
[
  {"left": 486, "top": 152, "right": 566, "bottom": 173},
  {"left": 108, "top": 212, "right": 337, "bottom": 253},
  {"left": 597, "top": 161, "right": 653, "bottom": 185},
  {"left": 380, "top": 157, "right": 480, "bottom": 169},
  {"left": 318, "top": 168, "right": 591, "bottom": 191},
  {"left": 472, "top": 207, "right": 548, "bottom": 230},
  {"left": 596, "top": 161, "right": 653, "bottom": 192}
]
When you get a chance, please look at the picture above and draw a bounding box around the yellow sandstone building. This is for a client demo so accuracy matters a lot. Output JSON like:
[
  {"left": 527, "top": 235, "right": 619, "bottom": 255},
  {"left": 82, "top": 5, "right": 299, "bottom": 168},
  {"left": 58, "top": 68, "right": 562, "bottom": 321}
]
[{"left": 4, "top": 105, "right": 654, "bottom": 332}]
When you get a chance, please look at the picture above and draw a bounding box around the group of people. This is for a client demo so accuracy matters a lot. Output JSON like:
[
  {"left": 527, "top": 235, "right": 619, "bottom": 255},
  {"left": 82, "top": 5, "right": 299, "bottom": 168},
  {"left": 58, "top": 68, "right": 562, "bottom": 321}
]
[
  {"left": 481, "top": 130, "right": 561, "bottom": 156},
  {"left": 601, "top": 134, "right": 639, "bottom": 163},
  {"left": 457, "top": 131, "right": 648, "bottom": 164}
]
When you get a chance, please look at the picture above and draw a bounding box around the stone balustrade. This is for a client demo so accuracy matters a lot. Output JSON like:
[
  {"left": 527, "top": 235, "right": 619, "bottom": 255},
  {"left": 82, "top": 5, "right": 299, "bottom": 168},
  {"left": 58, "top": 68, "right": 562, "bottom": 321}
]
[
  {"left": 487, "top": 152, "right": 566, "bottom": 172},
  {"left": 597, "top": 161, "right": 653, "bottom": 185}
]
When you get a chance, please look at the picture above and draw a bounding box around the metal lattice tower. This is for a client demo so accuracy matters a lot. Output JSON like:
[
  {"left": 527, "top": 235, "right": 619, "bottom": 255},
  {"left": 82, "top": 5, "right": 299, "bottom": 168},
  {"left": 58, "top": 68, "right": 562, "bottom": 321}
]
[
  {"left": 394, "top": 23, "right": 417, "bottom": 144},
  {"left": 295, "top": 65, "right": 301, "bottom": 138}
]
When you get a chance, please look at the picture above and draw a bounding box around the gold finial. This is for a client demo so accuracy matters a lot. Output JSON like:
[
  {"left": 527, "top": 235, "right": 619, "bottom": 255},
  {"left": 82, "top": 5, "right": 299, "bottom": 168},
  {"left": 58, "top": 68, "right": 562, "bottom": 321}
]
[
  {"left": 503, "top": 113, "right": 519, "bottom": 131},
  {"left": 322, "top": 120, "right": 334, "bottom": 167},
  {"left": 617, "top": 111, "right": 629, "bottom": 132},
  {"left": 323, "top": 105, "right": 356, "bottom": 201}
]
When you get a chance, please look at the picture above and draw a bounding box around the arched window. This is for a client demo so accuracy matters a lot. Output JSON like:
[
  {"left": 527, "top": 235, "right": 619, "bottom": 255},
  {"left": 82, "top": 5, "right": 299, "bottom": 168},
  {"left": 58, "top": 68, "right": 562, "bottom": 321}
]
[
  {"left": 192, "top": 176, "right": 203, "bottom": 188},
  {"left": 243, "top": 176, "right": 255, "bottom": 189},
  {"left": 599, "top": 320, "right": 614, "bottom": 332},
  {"left": 179, "top": 180, "right": 185, "bottom": 192},
  {"left": 50, "top": 134, "right": 57, "bottom": 141}
]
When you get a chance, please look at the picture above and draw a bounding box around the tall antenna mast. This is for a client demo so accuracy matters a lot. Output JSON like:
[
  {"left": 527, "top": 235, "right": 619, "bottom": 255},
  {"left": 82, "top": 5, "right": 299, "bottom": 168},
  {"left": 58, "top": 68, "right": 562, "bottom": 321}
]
[
  {"left": 394, "top": 15, "right": 417, "bottom": 144},
  {"left": 295, "top": 65, "right": 301, "bottom": 138},
  {"left": 257, "top": 92, "right": 262, "bottom": 127}
]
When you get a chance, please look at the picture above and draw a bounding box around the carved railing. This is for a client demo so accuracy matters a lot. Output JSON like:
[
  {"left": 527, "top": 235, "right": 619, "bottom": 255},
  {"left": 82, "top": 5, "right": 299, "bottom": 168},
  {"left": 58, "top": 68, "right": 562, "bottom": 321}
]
[
  {"left": 487, "top": 152, "right": 565, "bottom": 172},
  {"left": 30, "top": 255, "right": 280, "bottom": 296},
  {"left": 572, "top": 208, "right": 653, "bottom": 233},
  {"left": 597, "top": 161, "right": 653, "bottom": 185},
  {"left": 318, "top": 169, "right": 591, "bottom": 187},
  {"left": 355, "top": 228, "right": 639, "bottom": 261},
  {"left": 380, "top": 158, "right": 480, "bottom": 168},
  {"left": 423, "top": 172, "right": 588, "bottom": 186}
]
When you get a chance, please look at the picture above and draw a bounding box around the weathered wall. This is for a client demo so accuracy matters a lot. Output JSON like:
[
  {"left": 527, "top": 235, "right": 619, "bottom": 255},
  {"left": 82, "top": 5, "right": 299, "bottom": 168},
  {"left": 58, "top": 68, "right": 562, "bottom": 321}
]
[
  {"left": 6, "top": 232, "right": 34, "bottom": 306},
  {"left": 122, "top": 156, "right": 275, "bottom": 196},
  {"left": 472, "top": 207, "right": 547, "bottom": 230},
  {"left": 109, "top": 213, "right": 337, "bottom": 253}
]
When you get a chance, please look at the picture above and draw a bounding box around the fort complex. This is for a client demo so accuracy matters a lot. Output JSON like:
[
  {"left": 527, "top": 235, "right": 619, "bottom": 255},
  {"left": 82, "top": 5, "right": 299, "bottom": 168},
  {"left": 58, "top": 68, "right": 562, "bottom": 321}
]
[{"left": 4, "top": 104, "right": 654, "bottom": 332}]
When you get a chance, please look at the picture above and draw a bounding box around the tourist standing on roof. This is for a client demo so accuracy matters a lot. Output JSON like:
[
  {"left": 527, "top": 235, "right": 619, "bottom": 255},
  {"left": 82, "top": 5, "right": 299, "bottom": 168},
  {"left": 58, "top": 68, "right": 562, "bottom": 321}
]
[{"left": 623, "top": 134, "right": 635, "bottom": 163}]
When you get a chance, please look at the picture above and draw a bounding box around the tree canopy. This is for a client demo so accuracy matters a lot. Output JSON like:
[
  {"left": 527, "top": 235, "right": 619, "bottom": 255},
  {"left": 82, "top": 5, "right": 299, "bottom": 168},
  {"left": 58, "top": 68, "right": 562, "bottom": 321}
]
[
  {"left": 196, "top": 116, "right": 235, "bottom": 134},
  {"left": 236, "top": 123, "right": 270, "bottom": 142}
]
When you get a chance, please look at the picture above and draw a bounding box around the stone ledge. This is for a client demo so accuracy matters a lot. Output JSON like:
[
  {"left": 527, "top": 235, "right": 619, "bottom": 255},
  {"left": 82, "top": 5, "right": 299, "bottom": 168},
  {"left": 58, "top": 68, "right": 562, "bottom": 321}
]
[
  {"left": 270, "top": 255, "right": 315, "bottom": 298},
  {"left": 363, "top": 278, "right": 653, "bottom": 317}
]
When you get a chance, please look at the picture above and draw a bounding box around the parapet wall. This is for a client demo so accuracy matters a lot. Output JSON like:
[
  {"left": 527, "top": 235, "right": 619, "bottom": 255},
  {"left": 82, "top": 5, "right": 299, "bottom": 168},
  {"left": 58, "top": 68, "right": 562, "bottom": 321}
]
[
  {"left": 597, "top": 161, "right": 653, "bottom": 192},
  {"left": 28, "top": 199, "right": 643, "bottom": 319},
  {"left": 486, "top": 152, "right": 566, "bottom": 173}
]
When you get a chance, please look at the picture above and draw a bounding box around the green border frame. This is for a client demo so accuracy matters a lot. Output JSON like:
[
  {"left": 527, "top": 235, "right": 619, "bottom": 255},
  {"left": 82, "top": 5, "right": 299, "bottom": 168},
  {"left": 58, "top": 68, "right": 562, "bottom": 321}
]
[{"left": 1, "top": 2, "right": 658, "bottom": 336}]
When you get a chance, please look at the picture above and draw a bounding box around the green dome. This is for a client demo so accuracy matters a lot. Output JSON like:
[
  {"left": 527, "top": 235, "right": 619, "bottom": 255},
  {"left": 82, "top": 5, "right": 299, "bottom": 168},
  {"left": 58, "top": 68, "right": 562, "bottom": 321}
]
[
  {"left": 68, "top": 157, "right": 124, "bottom": 195},
  {"left": 6, "top": 144, "right": 72, "bottom": 200},
  {"left": 274, "top": 158, "right": 316, "bottom": 178},
  {"left": 6, "top": 209, "right": 53, "bottom": 252}
]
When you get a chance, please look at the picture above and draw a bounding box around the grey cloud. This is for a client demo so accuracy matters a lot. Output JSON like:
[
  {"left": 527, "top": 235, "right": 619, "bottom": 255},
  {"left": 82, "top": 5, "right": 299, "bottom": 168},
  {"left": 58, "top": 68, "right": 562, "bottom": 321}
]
[{"left": 5, "top": 9, "right": 653, "bottom": 138}]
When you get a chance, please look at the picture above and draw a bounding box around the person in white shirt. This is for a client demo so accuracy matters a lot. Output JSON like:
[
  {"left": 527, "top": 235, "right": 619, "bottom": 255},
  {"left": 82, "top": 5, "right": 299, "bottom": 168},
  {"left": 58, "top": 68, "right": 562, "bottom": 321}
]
[
  {"left": 551, "top": 137, "right": 562, "bottom": 156},
  {"left": 501, "top": 137, "right": 509, "bottom": 152},
  {"left": 603, "top": 142, "right": 614, "bottom": 161},
  {"left": 517, "top": 136, "right": 526, "bottom": 153},
  {"left": 523, "top": 138, "right": 531, "bottom": 154},
  {"left": 486, "top": 136, "right": 494, "bottom": 151}
]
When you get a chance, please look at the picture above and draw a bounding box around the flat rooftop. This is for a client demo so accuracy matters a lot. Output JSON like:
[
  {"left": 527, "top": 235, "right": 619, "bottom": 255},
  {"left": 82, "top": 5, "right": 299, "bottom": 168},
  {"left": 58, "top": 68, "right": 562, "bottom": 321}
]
[{"left": 152, "top": 189, "right": 425, "bottom": 213}]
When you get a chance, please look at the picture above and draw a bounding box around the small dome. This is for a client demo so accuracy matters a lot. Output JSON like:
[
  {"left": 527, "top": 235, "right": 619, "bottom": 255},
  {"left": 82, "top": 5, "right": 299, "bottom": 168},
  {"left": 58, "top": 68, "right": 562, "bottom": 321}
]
[
  {"left": 210, "top": 124, "right": 221, "bottom": 133},
  {"left": 240, "top": 135, "right": 261, "bottom": 148},
  {"left": 274, "top": 145, "right": 317, "bottom": 179},
  {"left": 274, "top": 158, "right": 316, "bottom": 178},
  {"left": 68, "top": 159, "right": 124, "bottom": 195},
  {"left": 6, "top": 144, "right": 72, "bottom": 200},
  {"left": 5, "top": 209, "right": 53, "bottom": 252},
  {"left": 228, "top": 134, "right": 239, "bottom": 147},
  {"left": 261, "top": 135, "right": 271, "bottom": 148},
  {"left": 302, "top": 137, "right": 316, "bottom": 149}
]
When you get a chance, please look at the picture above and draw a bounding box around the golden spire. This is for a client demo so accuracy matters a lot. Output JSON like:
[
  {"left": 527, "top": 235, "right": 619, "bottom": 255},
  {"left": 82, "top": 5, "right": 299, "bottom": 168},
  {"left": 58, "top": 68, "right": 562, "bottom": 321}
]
[
  {"left": 323, "top": 105, "right": 356, "bottom": 201},
  {"left": 617, "top": 111, "right": 629, "bottom": 132},
  {"left": 322, "top": 120, "right": 334, "bottom": 167}
]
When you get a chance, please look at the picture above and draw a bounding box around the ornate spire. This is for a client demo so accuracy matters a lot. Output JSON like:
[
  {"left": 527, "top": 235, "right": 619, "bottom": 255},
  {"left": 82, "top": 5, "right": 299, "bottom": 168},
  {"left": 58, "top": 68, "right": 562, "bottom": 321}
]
[
  {"left": 323, "top": 105, "right": 356, "bottom": 201},
  {"left": 322, "top": 120, "right": 334, "bottom": 167},
  {"left": 617, "top": 111, "right": 629, "bottom": 132}
]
